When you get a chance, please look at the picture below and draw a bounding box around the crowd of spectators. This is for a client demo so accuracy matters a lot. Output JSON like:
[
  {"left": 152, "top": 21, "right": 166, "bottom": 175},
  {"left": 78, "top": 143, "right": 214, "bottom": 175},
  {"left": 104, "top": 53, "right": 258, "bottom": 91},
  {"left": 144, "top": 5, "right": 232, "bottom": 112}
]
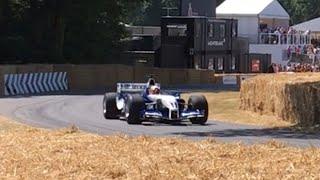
[
  {"left": 268, "top": 44, "right": 320, "bottom": 73},
  {"left": 268, "top": 63, "right": 320, "bottom": 73},
  {"left": 258, "top": 25, "right": 320, "bottom": 73},
  {"left": 286, "top": 63, "right": 320, "bottom": 72},
  {"left": 286, "top": 44, "right": 319, "bottom": 58},
  {"left": 259, "top": 26, "right": 311, "bottom": 45}
]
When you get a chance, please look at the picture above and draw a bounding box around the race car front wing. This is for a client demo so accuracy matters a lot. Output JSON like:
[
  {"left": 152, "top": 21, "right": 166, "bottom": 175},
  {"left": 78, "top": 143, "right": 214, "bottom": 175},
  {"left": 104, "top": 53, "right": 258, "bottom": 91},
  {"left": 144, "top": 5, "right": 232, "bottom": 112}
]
[{"left": 142, "top": 109, "right": 205, "bottom": 121}]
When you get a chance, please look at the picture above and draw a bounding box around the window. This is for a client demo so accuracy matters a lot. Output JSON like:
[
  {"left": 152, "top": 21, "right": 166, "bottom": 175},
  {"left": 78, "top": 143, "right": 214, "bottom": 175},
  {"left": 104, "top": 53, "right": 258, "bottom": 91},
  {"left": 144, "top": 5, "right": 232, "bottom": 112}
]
[
  {"left": 167, "top": 24, "right": 187, "bottom": 37},
  {"left": 232, "top": 21, "right": 238, "bottom": 37},
  {"left": 231, "top": 56, "right": 236, "bottom": 70},
  {"left": 219, "top": 24, "right": 225, "bottom": 39},
  {"left": 208, "top": 58, "right": 214, "bottom": 70},
  {"left": 251, "top": 59, "right": 260, "bottom": 72},
  {"left": 196, "top": 22, "right": 201, "bottom": 38},
  {"left": 208, "top": 23, "right": 214, "bottom": 38},
  {"left": 217, "top": 57, "right": 224, "bottom": 70},
  {"left": 214, "top": 23, "right": 226, "bottom": 39},
  {"left": 194, "top": 55, "right": 201, "bottom": 70}
]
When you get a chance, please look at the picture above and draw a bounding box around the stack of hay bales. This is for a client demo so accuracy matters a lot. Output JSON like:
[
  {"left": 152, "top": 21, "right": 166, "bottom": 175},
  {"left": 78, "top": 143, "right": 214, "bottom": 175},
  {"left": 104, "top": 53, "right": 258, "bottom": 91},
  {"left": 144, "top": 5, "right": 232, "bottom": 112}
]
[{"left": 240, "top": 73, "right": 320, "bottom": 126}]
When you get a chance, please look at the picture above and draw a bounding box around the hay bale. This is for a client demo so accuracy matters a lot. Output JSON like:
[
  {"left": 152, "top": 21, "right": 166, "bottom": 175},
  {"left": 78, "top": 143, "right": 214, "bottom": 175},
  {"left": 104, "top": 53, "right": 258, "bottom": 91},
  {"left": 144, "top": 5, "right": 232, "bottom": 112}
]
[
  {"left": 0, "top": 65, "right": 18, "bottom": 74},
  {"left": 240, "top": 73, "right": 320, "bottom": 126},
  {"left": 115, "top": 65, "right": 134, "bottom": 83},
  {"left": 200, "top": 71, "right": 211, "bottom": 84},
  {"left": 153, "top": 68, "right": 170, "bottom": 86},
  {"left": 89, "top": 65, "right": 118, "bottom": 89},
  {"left": 187, "top": 69, "right": 201, "bottom": 84},
  {"left": 53, "top": 64, "right": 72, "bottom": 73},
  {"left": 168, "top": 69, "right": 188, "bottom": 85},
  {"left": 133, "top": 66, "right": 153, "bottom": 83},
  {"left": 99, "top": 65, "right": 118, "bottom": 87},
  {"left": 68, "top": 65, "right": 99, "bottom": 90},
  {"left": 34, "top": 64, "right": 53, "bottom": 72},
  {"left": 213, "top": 75, "right": 223, "bottom": 84},
  {"left": 68, "top": 64, "right": 121, "bottom": 91},
  {"left": 207, "top": 71, "right": 216, "bottom": 84},
  {"left": 15, "top": 65, "right": 37, "bottom": 73}
]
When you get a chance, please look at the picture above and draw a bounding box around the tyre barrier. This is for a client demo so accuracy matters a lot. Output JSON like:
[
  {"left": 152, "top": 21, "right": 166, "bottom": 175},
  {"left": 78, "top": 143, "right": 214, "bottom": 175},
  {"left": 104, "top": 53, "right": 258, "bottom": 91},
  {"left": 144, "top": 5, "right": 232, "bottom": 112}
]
[{"left": 4, "top": 72, "right": 68, "bottom": 96}]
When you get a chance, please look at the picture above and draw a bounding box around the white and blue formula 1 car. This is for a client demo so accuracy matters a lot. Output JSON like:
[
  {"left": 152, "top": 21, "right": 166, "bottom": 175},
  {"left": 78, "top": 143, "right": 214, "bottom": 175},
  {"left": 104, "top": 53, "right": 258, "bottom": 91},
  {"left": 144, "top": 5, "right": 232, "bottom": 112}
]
[{"left": 103, "top": 78, "right": 208, "bottom": 125}]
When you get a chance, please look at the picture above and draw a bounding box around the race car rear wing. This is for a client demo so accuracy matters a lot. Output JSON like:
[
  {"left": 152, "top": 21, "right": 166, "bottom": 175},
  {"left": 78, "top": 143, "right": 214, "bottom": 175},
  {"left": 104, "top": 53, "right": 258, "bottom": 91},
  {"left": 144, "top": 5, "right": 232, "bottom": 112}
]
[{"left": 117, "top": 83, "right": 161, "bottom": 94}]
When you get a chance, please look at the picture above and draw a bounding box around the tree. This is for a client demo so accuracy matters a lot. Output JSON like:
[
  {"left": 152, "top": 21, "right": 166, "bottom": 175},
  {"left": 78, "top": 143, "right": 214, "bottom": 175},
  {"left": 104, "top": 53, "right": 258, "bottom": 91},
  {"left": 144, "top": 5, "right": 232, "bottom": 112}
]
[
  {"left": 0, "top": 0, "right": 145, "bottom": 63},
  {"left": 121, "top": 0, "right": 180, "bottom": 26},
  {"left": 279, "top": 0, "right": 320, "bottom": 24},
  {"left": 143, "top": 0, "right": 162, "bottom": 25},
  {"left": 126, "top": 0, "right": 224, "bottom": 26},
  {"left": 0, "top": 0, "right": 13, "bottom": 35},
  {"left": 64, "top": 0, "right": 125, "bottom": 63},
  {"left": 120, "top": 0, "right": 147, "bottom": 25}
]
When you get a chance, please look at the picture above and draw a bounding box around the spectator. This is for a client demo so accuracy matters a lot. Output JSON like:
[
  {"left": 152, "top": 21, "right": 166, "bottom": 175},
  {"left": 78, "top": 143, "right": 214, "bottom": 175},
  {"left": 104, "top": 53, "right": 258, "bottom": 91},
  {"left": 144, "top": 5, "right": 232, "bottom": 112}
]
[{"left": 268, "top": 63, "right": 275, "bottom": 73}]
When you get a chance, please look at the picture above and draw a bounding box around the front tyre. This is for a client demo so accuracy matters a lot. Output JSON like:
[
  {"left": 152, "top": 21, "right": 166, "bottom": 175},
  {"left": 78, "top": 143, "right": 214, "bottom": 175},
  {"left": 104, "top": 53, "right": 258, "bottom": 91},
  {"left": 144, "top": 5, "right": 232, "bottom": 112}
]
[
  {"left": 125, "top": 94, "right": 145, "bottom": 125},
  {"left": 103, "top": 93, "right": 121, "bottom": 119},
  {"left": 188, "top": 95, "right": 208, "bottom": 125}
]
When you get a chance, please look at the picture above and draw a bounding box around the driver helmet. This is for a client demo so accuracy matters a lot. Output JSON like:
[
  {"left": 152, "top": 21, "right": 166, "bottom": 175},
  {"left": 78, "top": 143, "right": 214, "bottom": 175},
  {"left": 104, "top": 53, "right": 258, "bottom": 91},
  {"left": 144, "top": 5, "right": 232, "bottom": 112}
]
[{"left": 149, "top": 85, "right": 160, "bottom": 95}]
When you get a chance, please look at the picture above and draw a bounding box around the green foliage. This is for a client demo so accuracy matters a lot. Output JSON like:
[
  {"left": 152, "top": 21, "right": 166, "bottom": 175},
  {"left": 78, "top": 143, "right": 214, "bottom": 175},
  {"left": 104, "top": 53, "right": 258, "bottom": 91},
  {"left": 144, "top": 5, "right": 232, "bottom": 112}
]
[
  {"left": 63, "top": 0, "right": 125, "bottom": 63},
  {"left": 143, "top": 0, "right": 162, "bottom": 25},
  {"left": 0, "top": 0, "right": 145, "bottom": 63},
  {"left": 162, "top": 0, "right": 179, "bottom": 8},
  {"left": 1, "top": 0, "right": 320, "bottom": 63},
  {"left": 123, "top": 0, "right": 180, "bottom": 26},
  {"left": 120, "top": 0, "right": 149, "bottom": 25},
  {"left": 279, "top": 0, "right": 320, "bottom": 24}
]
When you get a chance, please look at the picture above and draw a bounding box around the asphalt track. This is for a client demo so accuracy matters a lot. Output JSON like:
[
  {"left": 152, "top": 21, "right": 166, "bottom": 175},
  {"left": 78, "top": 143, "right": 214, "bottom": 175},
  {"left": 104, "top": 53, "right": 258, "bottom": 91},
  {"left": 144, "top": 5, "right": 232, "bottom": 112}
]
[{"left": 0, "top": 90, "right": 320, "bottom": 147}]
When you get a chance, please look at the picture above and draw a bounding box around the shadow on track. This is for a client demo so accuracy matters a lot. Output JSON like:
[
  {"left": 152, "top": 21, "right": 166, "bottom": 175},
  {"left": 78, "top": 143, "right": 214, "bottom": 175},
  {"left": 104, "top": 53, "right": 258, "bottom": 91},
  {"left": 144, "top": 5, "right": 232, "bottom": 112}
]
[
  {"left": 170, "top": 126, "right": 320, "bottom": 140},
  {"left": 142, "top": 121, "right": 216, "bottom": 127}
]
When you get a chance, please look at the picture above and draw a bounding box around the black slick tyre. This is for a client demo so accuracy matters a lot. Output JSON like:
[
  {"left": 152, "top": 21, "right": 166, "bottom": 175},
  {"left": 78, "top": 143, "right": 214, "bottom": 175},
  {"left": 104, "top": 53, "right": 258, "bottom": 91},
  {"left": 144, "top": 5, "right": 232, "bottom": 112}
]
[
  {"left": 124, "top": 94, "right": 145, "bottom": 125},
  {"left": 103, "top": 93, "right": 120, "bottom": 119},
  {"left": 188, "top": 95, "right": 208, "bottom": 125}
]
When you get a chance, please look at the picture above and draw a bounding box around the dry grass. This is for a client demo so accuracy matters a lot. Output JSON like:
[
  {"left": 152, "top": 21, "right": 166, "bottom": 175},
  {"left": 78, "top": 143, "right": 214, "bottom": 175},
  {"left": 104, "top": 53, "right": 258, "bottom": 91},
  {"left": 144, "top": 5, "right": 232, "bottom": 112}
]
[
  {"left": 240, "top": 73, "right": 320, "bottom": 126},
  {"left": 0, "top": 120, "right": 320, "bottom": 179},
  {"left": 0, "top": 116, "right": 25, "bottom": 132},
  {"left": 183, "top": 92, "right": 292, "bottom": 127}
]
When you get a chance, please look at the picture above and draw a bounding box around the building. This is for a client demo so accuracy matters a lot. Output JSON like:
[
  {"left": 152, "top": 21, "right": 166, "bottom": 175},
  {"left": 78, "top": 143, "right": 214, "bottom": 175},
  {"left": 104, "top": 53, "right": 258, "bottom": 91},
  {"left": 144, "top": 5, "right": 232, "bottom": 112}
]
[
  {"left": 217, "top": 0, "right": 290, "bottom": 43},
  {"left": 160, "top": 16, "right": 245, "bottom": 73},
  {"left": 217, "top": 0, "right": 311, "bottom": 66},
  {"left": 160, "top": 0, "right": 262, "bottom": 73},
  {"left": 292, "top": 17, "right": 320, "bottom": 40},
  {"left": 121, "top": 26, "right": 161, "bottom": 67},
  {"left": 122, "top": 0, "right": 271, "bottom": 73}
]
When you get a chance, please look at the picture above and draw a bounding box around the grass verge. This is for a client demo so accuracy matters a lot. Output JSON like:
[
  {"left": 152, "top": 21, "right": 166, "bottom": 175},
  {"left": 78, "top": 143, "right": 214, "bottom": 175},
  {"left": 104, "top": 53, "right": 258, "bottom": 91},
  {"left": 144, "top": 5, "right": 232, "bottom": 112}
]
[{"left": 183, "top": 91, "right": 292, "bottom": 127}]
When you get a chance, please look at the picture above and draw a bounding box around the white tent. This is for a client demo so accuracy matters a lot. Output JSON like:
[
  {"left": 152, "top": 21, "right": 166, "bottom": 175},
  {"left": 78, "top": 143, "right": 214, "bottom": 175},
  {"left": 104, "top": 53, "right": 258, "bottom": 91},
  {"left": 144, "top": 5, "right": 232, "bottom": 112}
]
[
  {"left": 216, "top": 0, "right": 290, "bottom": 43},
  {"left": 217, "top": 0, "right": 289, "bottom": 19},
  {"left": 292, "top": 17, "right": 320, "bottom": 32}
]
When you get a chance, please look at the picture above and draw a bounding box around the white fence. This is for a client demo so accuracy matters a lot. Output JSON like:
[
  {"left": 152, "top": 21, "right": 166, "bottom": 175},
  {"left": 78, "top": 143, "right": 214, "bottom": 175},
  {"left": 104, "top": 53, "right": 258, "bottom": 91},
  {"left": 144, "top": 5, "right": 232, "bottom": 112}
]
[{"left": 258, "top": 33, "right": 313, "bottom": 45}]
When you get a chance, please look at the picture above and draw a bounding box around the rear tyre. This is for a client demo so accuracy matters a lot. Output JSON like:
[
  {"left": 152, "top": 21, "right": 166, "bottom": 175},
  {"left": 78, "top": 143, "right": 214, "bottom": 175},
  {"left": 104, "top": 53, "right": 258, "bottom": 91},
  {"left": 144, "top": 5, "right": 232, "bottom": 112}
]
[
  {"left": 188, "top": 95, "right": 208, "bottom": 125},
  {"left": 125, "top": 94, "right": 145, "bottom": 125},
  {"left": 103, "top": 93, "right": 121, "bottom": 119}
]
